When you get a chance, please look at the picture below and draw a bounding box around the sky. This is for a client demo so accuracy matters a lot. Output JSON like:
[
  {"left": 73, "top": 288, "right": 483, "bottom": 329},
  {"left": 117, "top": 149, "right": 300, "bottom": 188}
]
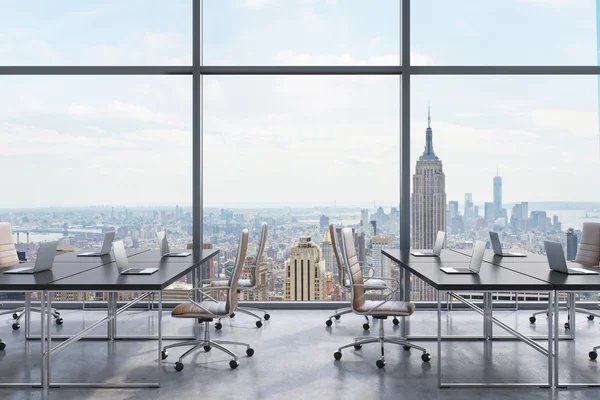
[{"left": 1, "top": 0, "right": 599, "bottom": 208}]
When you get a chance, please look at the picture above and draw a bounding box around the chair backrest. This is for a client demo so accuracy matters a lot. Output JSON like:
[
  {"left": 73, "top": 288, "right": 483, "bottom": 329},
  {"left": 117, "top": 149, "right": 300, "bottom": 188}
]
[
  {"left": 226, "top": 229, "right": 249, "bottom": 314},
  {"left": 249, "top": 223, "right": 268, "bottom": 286},
  {"left": 340, "top": 227, "right": 365, "bottom": 311},
  {"left": 329, "top": 223, "right": 346, "bottom": 287},
  {"left": 574, "top": 222, "right": 600, "bottom": 266},
  {"left": 0, "top": 222, "right": 19, "bottom": 268}
]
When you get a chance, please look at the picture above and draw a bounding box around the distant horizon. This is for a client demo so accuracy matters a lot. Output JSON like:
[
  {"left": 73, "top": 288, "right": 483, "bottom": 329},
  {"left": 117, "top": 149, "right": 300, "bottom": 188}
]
[{"left": 2, "top": 200, "right": 600, "bottom": 211}]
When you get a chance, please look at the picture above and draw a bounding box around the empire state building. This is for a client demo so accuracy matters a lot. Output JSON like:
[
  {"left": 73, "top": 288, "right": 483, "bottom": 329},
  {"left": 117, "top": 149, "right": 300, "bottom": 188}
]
[{"left": 412, "top": 107, "right": 447, "bottom": 250}]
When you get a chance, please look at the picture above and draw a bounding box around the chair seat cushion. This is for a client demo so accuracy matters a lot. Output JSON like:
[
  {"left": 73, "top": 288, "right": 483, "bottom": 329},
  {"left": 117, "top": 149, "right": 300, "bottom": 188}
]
[
  {"left": 364, "top": 279, "right": 388, "bottom": 290},
  {"left": 355, "top": 300, "right": 415, "bottom": 316},
  {"left": 345, "top": 278, "right": 388, "bottom": 291},
  {"left": 211, "top": 279, "right": 252, "bottom": 288},
  {"left": 171, "top": 301, "right": 228, "bottom": 318}
]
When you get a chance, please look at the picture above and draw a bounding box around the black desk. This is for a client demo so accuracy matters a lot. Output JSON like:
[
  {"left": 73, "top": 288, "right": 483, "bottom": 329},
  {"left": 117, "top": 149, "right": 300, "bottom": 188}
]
[
  {"left": 382, "top": 249, "right": 554, "bottom": 388},
  {"left": 452, "top": 248, "right": 548, "bottom": 264},
  {"left": 40, "top": 248, "right": 219, "bottom": 389},
  {"left": 54, "top": 248, "right": 149, "bottom": 263},
  {"left": 402, "top": 249, "right": 472, "bottom": 263},
  {"left": 128, "top": 249, "right": 199, "bottom": 263}
]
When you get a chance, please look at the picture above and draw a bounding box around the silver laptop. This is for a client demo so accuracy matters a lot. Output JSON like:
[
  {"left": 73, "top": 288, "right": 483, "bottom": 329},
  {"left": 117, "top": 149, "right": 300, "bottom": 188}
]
[
  {"left": 4, "top": 241, "right": 59, "bottom": 274},
  {"left": 411, "top": 231, "right": 446, "bottom": 257},
  {"left": 489, "top": 231, "right": 526, "bottom": 257},
  {"left": 544, "top": 240, "right": 598, "bottom": 275},
  {"left": 440, "top": 240, "right": 486, "bottom": 274},
  {"left": 77, "top": 231, "right": 116, "bottom": 257},
  {"left": 113, "top": 241, "right": 158, "bottom": 275},
  {"left": 157, "top": 231, "right": 191, "bottom": 257}
]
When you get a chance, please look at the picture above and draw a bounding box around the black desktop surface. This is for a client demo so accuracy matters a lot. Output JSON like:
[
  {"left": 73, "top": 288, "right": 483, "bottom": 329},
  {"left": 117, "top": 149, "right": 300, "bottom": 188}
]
[
  {"left": 128, "top": 249, "right": 219, "bottom": 265},
  {"left": 55, "top": 248, "right": 150, "bottom": 263},
  {"left": 398, "top": 249, "right": 472, "bottom": 263},
  {"left": 0, "top": 262, "right": 106, "bottom": 291},
  {"left": 47, "top": 260, "right": 197, "bottom": 291},
  {"left": 451, "top": 248, "right": 548, "bottom": 264},
  {"left": 382, "top": 249, "right": 553, "bottom": 291}
]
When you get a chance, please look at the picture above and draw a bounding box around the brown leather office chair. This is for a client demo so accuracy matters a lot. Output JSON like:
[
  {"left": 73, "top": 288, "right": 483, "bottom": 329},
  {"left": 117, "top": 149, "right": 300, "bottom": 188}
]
[
  {"left": 332, "top": 227, "right": 430, "bottom": 368},
  {"left": 325, "top": 223, "right": 396, "bottom": 330},
  {"left": 162, "top": 229, "right": 254, "bottom": 370}
]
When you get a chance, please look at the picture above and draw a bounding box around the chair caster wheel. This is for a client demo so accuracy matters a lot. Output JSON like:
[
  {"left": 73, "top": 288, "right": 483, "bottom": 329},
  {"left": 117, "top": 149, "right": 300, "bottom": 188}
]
[
  {"left": 12, "top": 313, "right": 18, "bottom": 320},
  {"left": 12, "top": 323, "right": 20, "bottom": 330},
  {"left": 215, "top": 322, "right": 223, "bottom": 330},
  {"left": 421, "top": 353, "right": 431, "bottom": 362},
  {"left": 55, "top": 318, "right": 63, "bottom": 325},
  {"left": 334, "top": 315, "right": 341, "bottom": 320},
  {"left": 326, "top": 319, "right": 333, "bottom": 327},
  {"left": 529, "top": 316, "right": 536, "bottom": 324},
  {"left": 362, "top": 323, "right": 370, "bottom": 331},
  {"left": 376, "top": 359, "right": 386, "bottom": 369},
  {"left": 264, "top": 314, "right": 270, "bottom": 321},
  {"left": 256, "top": 321, "right": 263, "bottom": 328},
  {"left": 354, "top": 344, "right": 362, "bottom": 350},
  {"left": 590, "top": 351, "right": 598, "bottom": 360},
  {"left": 230, "top": 313, "right": 235, "bottom": 318},
  {"left": 174, "top": 362, "right": 184, "bottom": 371},
  {"left": 161, "top": 350, "right": 168, "bottom": 360},
  {"left": 229, "top": 360, "right": 239, "bottom": 369},
  {"left": 564, "top": 322, "right": 570, "bottom": 330},
  {"left": 333, "top": 351, "right": 342, "bottom": 360},
  {"left": 393, "top": 318, "right": 400, "bottom": 325},
  {"left": 403, "top": 345, "right": 411, "bottom": 351},
  {"left": 588, "top": 315, "right": 595, "bottom": 321},
  {"left": 246, "top": 348, "right": 254, "bottom": 357},
  {"left": 0, "top": 341, "right": 5, "bottom": 351},
  {"left": 204, "top": 345, "right": 212, "bottom": 352}
]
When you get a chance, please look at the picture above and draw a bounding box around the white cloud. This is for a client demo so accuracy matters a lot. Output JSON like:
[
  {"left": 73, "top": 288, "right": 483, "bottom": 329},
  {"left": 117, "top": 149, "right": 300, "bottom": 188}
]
[
  {"left": 67, "top": 103, "right": 97, "bottom": 117},
  {"left": 454, "top": 112, "right": 482, "bottom": 118},
  {"left": 243, "top": 0, "right": 271, "bottom": 7},
  {"left": 87, "top": 125, "right": 106, "bottom": 134},
  {"left": 520, "top": 0, "right": 585, "bottom": 7}
]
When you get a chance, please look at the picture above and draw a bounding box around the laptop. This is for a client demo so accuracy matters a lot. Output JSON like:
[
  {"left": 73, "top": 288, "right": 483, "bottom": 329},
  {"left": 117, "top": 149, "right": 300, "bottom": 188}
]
[
  {"left": 77, "top": 231, "right": 116, "bottom": 257},
  {"left": 4, "top": 241, "right": 59, "bottom": 274},
  {"left": 440, "top": 240, "right": 486, "bottom": 274},
  {"left": 157, "top": 231, "right": 191, "bottom": 257},
  {"left": 544, "top": 241, "right": 598, "bottom": 275},
  {"left": 489, "top": 231, "right": 526, "bottom": 257},
  {"left": 411, "top": 231, "right": 446, "bottom": 257},
  {"left": 113, "top": 241, "right": 158, "bottom": 275}
]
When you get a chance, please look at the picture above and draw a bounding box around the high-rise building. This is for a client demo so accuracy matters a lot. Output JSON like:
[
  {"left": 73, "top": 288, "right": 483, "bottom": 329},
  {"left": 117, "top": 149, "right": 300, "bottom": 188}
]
[
  {"left": 566, "top": 228, "right": 578, "bottom": 261},
  {"left": 493, "top": 170, "right": 502, "bottom": 218},
  {"left": 370, "top": 235, "right": 391, "bottom": 278},
  {"left": 321, "top": 229, "right": 337, "bottom": 277},
  {"left": 284, "top": 237, "right": 326, "bottom": 301},
  {"left": 360, "top": 209, "right": 369, "bottom": 234},
  {"left": 484, "top": 202, "right": 495, "bottom": 224},
  {"left": 319, "top": 215, "right": 329, "bottom": 233},
  {"left": 412, "top": 107, "right": 447, "bottom": 250},
  {"left": 474, "top": 205, "right": 480, "bottom": 219},
  {"left": 521, "top": 202, "right": 529, "bottom": 221},
  {"left": 464, "top": 193, "right": 473, "bottom": 220}
]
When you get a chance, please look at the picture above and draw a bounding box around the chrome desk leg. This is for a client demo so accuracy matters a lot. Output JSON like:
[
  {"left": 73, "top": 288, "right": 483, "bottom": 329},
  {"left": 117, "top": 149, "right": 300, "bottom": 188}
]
[
  {"left": 25, "top": 292, "right": 31, "bottom": 340},
  {"left": 547, "top": 291, "right": 553, "bottom": 388},
  {"left": 554, "top": 290, "right": 559, "bottom": 387},
  {"left": 157, "top": 290, "right": 162, "bottom": 386},
  {"left": 41, "top": 291, "right": 47, "bottom": 389},
  {"left": 437, "top": 290, "right": 442, "bottom": 388},
  {"left": 46, "top": 291, "right": 52, "bottom": 388}
]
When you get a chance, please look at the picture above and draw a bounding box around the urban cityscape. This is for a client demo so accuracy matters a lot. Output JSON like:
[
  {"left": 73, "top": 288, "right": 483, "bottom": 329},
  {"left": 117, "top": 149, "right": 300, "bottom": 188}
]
[{"left": 2, "top": 111, "right": 599, "bottom": 303}]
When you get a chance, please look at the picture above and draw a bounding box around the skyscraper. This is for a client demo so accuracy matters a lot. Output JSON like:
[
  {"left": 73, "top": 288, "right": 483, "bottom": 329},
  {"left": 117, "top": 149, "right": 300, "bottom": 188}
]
[
  {"left": 360, "top": 209, "right": 369, "bottom": 234},
  {"left": 370, "top": 235, "right": 391, "bottom": 278},
  {"left": 464, "top": 193, "right": 473, "bottom": 220},
  {"left": 493, "top": 169, "right": 502, "bottom": 218},
  {"left": 284, "top": 237, "right": 326, "bottom": 301},
  {"left": 320, "top": 229, "right": 336, "bottom": 277},
  {"left": 566, "top": 228, "right": 578, "bottom": 261},
  {"left": 319, "top": 215, "right": 329, "bottom": 233},
  {"left": 412, "top": 106, "right": 447, "bottom": 250},
  {"left": 484, "top": 202, "right": 495, "bottom": 224}
]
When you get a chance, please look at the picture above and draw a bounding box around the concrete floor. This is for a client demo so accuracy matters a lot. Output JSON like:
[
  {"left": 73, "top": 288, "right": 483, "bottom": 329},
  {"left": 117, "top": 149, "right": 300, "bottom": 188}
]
[{"left": 0, "top": 308, "right": 599, "bottom": 400}]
